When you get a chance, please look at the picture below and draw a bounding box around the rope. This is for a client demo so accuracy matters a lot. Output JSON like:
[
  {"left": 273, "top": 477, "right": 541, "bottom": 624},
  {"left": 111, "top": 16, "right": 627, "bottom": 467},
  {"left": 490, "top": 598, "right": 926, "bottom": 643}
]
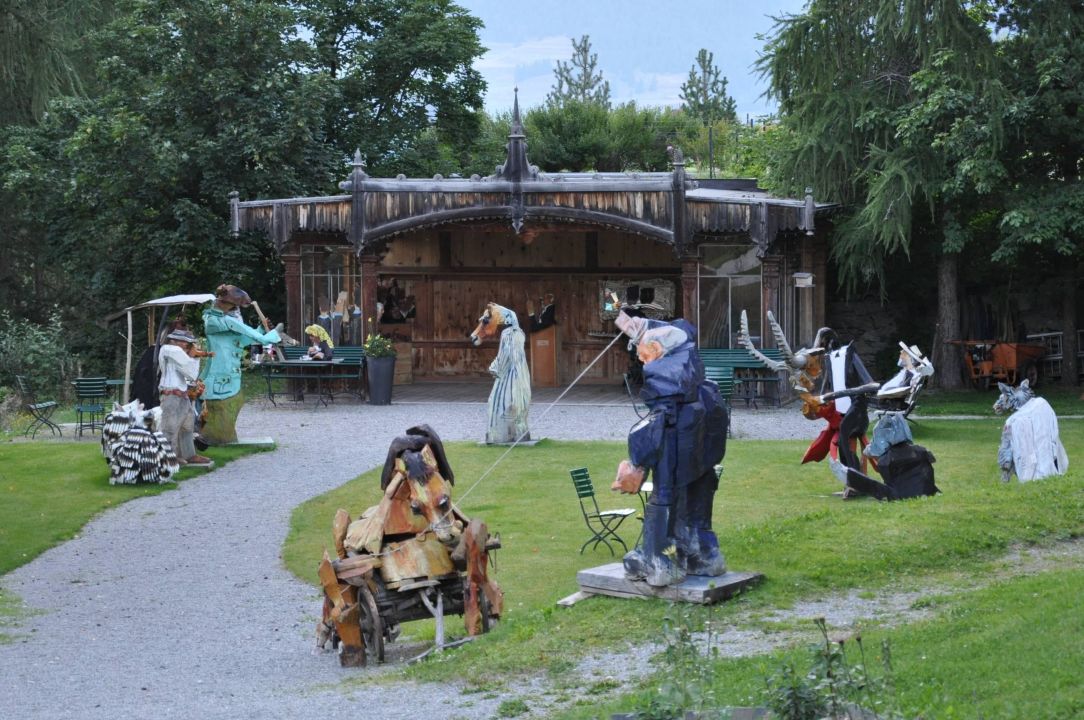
[{"left": 455, "top": 332, "right": 626, "bottom": 505}]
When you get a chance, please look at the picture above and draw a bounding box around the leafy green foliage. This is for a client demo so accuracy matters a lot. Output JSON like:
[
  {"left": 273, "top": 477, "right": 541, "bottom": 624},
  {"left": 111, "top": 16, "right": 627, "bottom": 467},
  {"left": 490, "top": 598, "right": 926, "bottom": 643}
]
[
  {"left": 362, "top": 331, "right": 396, "bottom": 358},
  {"left": 299, "top": 0, "right": 487, "bottom": 167},
  {"left": 0, "top": 310, "right": 74, "bottom": 397},
  {"left": 758, "top": 0, "right": 1008, "bottom": 288},
  {"left": 764, "top": 619, "right": 903, "bottom": 720},
  {"left": 0, "top": 0, "right": 489, "bottom": 375},
  {"left": 525, "top": 101, "right": 685, "bottom": 173},
  {"left": 546, "top": 35, "right": 610, "bottom": 109},
  {"left": 637, "top": 606, "right": 722, "bottom": 719}
]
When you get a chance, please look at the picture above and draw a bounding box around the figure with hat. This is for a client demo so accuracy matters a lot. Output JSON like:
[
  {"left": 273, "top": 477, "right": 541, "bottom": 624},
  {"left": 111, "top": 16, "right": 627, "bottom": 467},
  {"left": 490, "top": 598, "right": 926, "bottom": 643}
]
[
  {"left": 610, "top": 309, "right": 729, "bottom": 587},
  {"left": 200, "top": 284, "right": 281, "bottom": 444},
  {"left": 158, "top": 328, "right": 213, "bottom": 466}
]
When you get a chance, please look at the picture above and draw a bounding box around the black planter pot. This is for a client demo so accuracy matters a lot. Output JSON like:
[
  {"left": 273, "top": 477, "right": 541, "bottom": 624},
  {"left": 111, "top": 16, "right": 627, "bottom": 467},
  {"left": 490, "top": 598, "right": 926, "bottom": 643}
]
[{"left": 367, "top": 355, "right": 396, "bottom": 405}]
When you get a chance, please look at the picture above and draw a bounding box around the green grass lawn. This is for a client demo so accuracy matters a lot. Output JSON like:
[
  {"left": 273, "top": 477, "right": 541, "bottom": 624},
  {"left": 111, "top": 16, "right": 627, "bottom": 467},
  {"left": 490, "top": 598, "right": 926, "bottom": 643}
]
[
  {"left": 912, "top": 384, "right": 1083, "bottom": 416},
  {"left": 0, "top": 440, "right": 270, "bottom": 575},
  {"left": 283, "top": 419, "right": 1083, "bottom": 717}
]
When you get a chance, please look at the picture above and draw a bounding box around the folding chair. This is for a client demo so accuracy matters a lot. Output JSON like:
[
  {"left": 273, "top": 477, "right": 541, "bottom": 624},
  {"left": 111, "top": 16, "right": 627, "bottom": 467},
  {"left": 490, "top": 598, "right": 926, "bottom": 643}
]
[
  {"left": 73, "top": 377, "right": 108, "bottom": 436},
  {"left": 570, "top": 467, "right": 635, "bottom": 555},
  {"left": 15, "top": 375, "right": 62, "bottom": 438}
]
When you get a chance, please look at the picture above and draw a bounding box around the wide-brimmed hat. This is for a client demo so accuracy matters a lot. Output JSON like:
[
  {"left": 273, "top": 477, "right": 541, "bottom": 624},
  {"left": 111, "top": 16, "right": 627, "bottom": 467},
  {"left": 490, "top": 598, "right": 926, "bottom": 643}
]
[
  {"left": 215, "top": 284, "right": 251, "bottom": 307},
  {"left": 167, "top": 329, "right": 198, "bottom": 343}
]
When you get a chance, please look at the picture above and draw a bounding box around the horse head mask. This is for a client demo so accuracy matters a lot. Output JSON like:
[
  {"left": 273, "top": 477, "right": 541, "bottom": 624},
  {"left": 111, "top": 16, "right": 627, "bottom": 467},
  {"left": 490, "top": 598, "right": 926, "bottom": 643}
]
[
  {"left": 379, "top": 425, "right": 458, "bottom": 543},
  {"left": 469, "top": 302, "right": 517, "bottom": 347}
]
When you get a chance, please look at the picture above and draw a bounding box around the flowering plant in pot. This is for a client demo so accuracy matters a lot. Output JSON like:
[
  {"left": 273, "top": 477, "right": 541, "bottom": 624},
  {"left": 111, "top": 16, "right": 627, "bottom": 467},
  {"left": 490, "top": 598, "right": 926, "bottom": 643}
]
[
  {"left": 364, "top": 319, "right": 396, "bottom": 404},
  {"left": 362, "top": 330, "right": 396, "bottom": 358}
]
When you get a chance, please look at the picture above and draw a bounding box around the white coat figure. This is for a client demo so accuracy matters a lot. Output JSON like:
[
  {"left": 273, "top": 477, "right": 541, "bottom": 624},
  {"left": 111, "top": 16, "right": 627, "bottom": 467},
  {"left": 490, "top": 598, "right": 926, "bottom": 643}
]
[
  {"left": 470, "top": 302, "right": 531, "bottom": 444},
  {"left": 994, "top": 380, "right": 1069, "bottom": 482}
]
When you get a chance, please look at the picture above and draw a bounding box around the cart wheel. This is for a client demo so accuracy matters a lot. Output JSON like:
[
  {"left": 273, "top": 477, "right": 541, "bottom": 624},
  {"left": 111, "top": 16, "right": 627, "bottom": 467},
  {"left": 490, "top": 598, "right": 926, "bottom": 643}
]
[
  {"left": 1023, "top": 362, "right": 1039, "bottom": 388},
  {"left": 358, "top": 584, "right": 385, "bottom": 664},
  {"left": 478, "top": 588, "right": 494, "bottom": 634}
]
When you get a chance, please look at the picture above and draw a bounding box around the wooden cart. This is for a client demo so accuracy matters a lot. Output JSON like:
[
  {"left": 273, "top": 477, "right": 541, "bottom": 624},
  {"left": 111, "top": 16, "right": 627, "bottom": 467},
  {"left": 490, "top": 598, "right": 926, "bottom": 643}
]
[
  {"left": 951, "top": 340, "right": 1046, "bottom": 389},
  {"left": 317, "top": 430, "right": 503, "bottom": 667}
]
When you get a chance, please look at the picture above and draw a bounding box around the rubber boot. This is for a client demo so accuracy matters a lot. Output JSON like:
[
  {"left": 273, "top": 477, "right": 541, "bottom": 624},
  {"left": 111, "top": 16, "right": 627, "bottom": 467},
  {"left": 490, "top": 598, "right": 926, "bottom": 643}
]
[{"left": 623, "top": 504, "right": 686, "bottom": 587}]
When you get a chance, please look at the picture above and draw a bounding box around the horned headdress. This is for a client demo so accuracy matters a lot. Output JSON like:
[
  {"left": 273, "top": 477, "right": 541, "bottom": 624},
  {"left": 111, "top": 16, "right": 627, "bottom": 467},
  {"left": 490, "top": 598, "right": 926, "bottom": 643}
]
[{"left": 737, "top": 310, "right": 834, "bottom": 393}]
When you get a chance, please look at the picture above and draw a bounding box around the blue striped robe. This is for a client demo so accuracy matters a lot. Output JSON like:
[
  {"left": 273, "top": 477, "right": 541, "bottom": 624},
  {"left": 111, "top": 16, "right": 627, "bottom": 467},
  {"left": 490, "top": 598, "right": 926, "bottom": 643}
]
[{"left": 486, "top": 323, "right": 531, "bottom": 444}]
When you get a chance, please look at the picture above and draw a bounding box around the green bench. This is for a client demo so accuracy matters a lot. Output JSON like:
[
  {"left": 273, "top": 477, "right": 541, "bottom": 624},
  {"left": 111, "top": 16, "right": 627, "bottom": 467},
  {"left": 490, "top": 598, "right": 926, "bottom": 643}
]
[
  {"left": 700, "top": 348, "right": 786, "bottom": 409},
  {"left": 262, "top": 345, "right": 367, "bottom": 404}
]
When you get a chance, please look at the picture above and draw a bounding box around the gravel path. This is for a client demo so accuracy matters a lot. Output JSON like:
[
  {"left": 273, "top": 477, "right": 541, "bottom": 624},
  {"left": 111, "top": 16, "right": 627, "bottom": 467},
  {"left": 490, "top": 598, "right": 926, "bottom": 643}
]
[{"left": 0, "top": 396, "right": 818, "bottom": 720}]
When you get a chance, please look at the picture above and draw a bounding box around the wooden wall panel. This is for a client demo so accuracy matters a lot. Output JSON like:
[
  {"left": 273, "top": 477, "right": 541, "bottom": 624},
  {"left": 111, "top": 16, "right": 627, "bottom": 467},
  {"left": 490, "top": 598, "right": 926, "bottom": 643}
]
[
  {"left": 597, "top": 231, "right": 680, "bottom": 269},
  {"left": 382, "top": 233, "right": 439, "bottom": 267},
  {"left": 451, "top": 231, "right": 586, "bottom": 268}
]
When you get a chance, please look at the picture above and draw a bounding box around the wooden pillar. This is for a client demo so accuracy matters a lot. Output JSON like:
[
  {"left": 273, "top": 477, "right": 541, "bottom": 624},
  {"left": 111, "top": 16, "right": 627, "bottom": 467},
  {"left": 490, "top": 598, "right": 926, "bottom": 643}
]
[
  {"left": 812, "top": 231, "right": 828, "bottom": 332},
  {"left": 681, "top": 258, "right": 698, "bottom": 325},
  {"left": 283, "top": 247, "right": 302, "bottom": 336},
  {"left": 761, "top": 256, "right": 783, "bottom": 348},
  {"left": 360, "top": 254, "right": 380, "bottom": 329}
]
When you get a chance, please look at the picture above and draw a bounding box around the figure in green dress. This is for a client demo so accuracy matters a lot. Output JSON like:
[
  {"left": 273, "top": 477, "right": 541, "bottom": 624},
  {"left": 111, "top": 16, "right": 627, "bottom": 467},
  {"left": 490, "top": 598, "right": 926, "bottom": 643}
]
[{"left": 199, "top": 284, "right": 281, "bottom": 444}]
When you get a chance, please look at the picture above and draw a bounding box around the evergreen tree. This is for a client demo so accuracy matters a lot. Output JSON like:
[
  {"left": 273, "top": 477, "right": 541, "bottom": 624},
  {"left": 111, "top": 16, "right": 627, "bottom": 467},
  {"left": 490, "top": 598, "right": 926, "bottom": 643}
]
[
  {"left": 546, "top": 35, "right": 611, "bottom": 109},
  {"left": 758, "top": 0, "right": 1008, "bottom": 388},
  {"left": 679, "top": 49, "right": 737, "bottom": 125},
  {"left": 0, "top": 0, "right": 112, "bottom": 125}
]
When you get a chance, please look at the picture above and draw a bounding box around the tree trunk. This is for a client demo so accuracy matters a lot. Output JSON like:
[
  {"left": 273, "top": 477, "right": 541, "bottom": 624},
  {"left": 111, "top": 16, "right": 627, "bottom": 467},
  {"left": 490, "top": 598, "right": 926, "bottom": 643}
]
[
  {"left": 1060, "top": 265, "right": 1079, "bottom": 388},
  {"left": 932, "top": 252, "right": 966, "bottom": 389}
]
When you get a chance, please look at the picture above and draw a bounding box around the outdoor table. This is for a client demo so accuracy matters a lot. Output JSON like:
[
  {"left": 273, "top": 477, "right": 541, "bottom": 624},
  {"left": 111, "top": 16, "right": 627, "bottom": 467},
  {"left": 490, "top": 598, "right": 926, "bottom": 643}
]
[
  {"left": 106, "top": 378, "right": 126, "bottom": 400},
  {"left": 260, "top": 358, "right": 343, "bottom": 407}
]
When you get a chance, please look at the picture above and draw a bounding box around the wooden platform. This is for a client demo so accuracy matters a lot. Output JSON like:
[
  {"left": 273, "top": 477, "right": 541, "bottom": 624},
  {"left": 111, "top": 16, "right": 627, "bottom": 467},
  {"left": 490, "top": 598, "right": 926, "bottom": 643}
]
[{"left": 576, "top": 562, "right": 762, "bottom": 605}]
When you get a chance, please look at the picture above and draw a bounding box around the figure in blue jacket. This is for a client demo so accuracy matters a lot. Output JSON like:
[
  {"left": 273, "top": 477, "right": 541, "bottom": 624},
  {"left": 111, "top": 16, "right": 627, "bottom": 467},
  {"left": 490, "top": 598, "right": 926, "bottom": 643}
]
[
  {"left": 612, "top": 310, "right": 728, "bottom": 587},
  {"left": 199, "top": 284, "right": 281, "bottom": 444}
]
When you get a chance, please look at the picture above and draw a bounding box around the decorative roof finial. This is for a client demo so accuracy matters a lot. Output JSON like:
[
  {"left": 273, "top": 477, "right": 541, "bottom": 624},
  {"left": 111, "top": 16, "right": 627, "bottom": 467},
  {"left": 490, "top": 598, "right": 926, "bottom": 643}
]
[
  {"left": 495, "top": 87, "right": 535, "bottom": 184},
  {"left": 511, "top": 87, "right": 524, "bottom": 136}
]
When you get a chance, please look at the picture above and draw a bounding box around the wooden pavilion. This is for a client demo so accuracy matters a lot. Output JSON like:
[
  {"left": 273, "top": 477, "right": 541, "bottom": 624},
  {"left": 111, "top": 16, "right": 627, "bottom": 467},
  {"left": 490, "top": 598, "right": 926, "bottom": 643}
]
[{"left": 231, "top": 94, "right": 837, "bottom": 385}]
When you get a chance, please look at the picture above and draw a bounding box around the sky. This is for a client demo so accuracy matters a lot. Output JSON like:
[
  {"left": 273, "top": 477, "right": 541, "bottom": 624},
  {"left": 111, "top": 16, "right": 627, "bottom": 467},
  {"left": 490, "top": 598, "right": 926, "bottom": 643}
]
[{"left": 456, "top": 0, "right": 811, "bottom": 120}]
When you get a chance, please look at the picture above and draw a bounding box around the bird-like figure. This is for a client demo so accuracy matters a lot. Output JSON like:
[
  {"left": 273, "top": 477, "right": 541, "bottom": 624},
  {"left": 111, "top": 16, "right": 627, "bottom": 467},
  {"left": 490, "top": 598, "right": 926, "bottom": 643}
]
[
  {"left": 738, "top": 309, "right": 833, "bottom": 401},
  {"left": 102, "top": 400, "right": 180, "bottom": 484}
]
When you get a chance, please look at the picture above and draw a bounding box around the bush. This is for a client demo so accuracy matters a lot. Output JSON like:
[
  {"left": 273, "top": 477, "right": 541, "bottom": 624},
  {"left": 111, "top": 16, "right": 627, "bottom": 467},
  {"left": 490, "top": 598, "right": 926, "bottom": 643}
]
[{"left": 0, "top": 309, "right": 75, "bottom": 396}]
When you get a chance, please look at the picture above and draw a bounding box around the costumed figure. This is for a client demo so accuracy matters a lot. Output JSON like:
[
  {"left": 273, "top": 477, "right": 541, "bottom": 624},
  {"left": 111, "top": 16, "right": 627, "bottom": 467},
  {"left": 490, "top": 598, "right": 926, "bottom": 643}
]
[
  {"left": 101, "top": 401, "right": 180, "bottom": 484},
  {"left": 611, "top": 310, "right": 729, "bottom": 587},
  {"left": 875, "top": 342, "right": 935, "bottom": 416},
  {"left": 199, "top": 284, "right": 281, "bottom": 445},
  {"left": 316, "top": 426, "right": 503, "bottom": 666},
  {"left": 349, "top": 293, "right": 363, "bottom": 345},
  {"left": 332, "top": 290, "right": 348, "bottom": 345},
  {"left": 470, "top": 302, "right": 531, "bottom": 444},
  {"left": 158, "top": 329, "right": 213, "bottom": 466},
  {"left": 316, "top": 298, "right": 332, "bottom": 336},
  {"left": 527, "top": 293, "right": 556, "bottom": 332},
  {"left": 739, "top": 311, "right": 879, "bottom": 497},
  {"left": 304, "top": 324, "right": 335, "bottom": 360},
  {"left": 994, "top": 379, "right": 1069, "bottom": 482},
  {"left": 829, "top": 411, "right": 939, "bottom": 500}
]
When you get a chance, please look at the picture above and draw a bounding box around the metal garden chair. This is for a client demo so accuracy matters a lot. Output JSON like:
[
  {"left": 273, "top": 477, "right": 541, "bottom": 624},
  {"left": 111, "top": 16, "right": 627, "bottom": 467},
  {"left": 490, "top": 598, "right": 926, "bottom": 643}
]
[
  {"left": 15, "top": 375, "right": 62, "bottom": 438},
  {"left": 73, "top": 376, "right": 108, "bottom": 436},
  {"left": 569, "top": 467, "right": 635, "bottom": 555}
]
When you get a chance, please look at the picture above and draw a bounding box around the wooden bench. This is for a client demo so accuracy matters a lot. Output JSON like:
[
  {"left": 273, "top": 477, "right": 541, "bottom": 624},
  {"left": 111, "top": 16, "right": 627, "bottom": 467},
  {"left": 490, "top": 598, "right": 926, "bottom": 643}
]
[{"left": 700, "top": 348, "right": 786, "bottom": 409}]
